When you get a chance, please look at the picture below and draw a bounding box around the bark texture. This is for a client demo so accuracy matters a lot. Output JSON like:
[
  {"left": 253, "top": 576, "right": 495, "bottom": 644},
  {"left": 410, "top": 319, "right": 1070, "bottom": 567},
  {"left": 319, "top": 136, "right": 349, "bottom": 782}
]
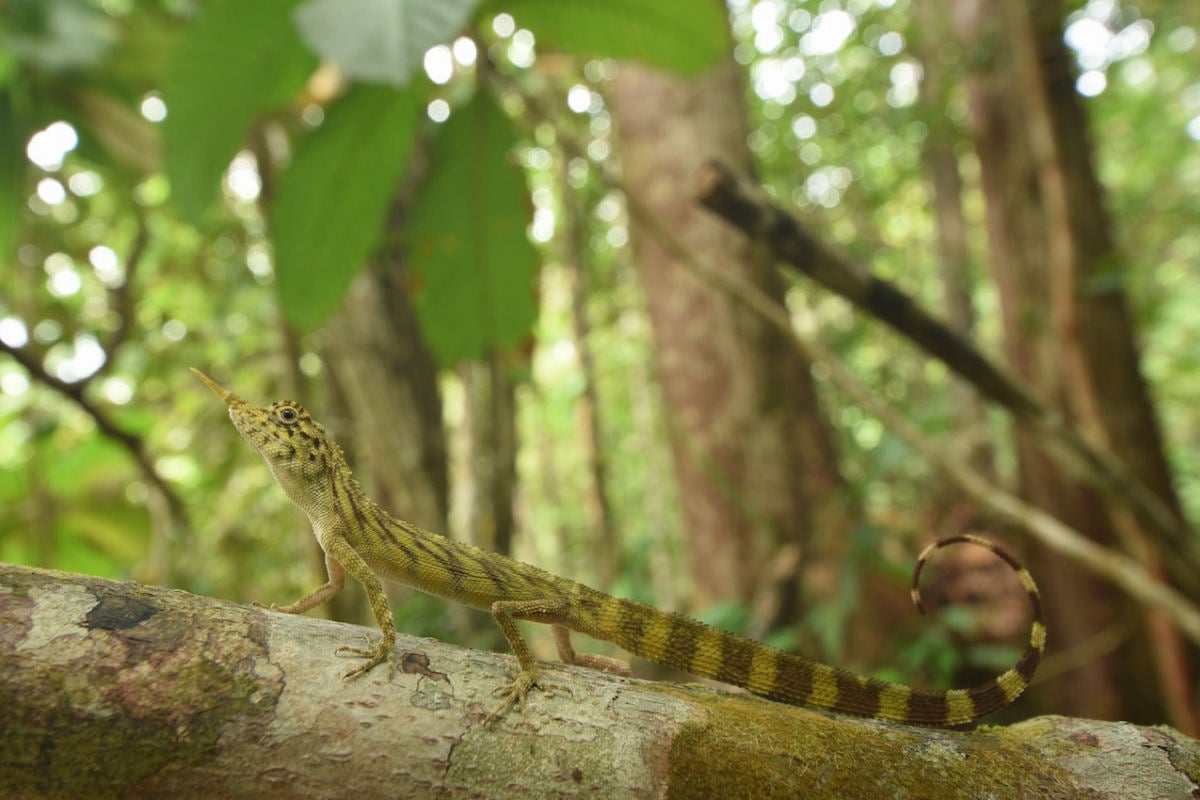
[
  {"left": 2, "top": 564, "right": 1197, "bottom": 799},
  {"left": 609, "top": 56, "right": 844, "bottom": 617},
  {"left": 323, "top": 266, "right": 448, "bottom": 533},
  {"left": 914, "top": 0, "right": 993, "bottom": 478}
]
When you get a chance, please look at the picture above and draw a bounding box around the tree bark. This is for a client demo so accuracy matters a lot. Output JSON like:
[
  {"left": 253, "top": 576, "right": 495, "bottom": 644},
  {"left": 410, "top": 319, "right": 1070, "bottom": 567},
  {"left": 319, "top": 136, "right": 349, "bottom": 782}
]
[
  {"left": 457, "top": 353, "right": 518, "bottom": 558},
  {"left": 609, "top": 54, "right": 846, "bottom": 624},
  {"left": 2, "top": 563, "right": 1197, "bottom": 799},
  {"left": 323, "top": 266, "right": 448, "bottom": 532},
  {"left": 957, "top": 0, "right": 1193, "bottom": 728},
  {"left": 1000, "top": 0, "right": 1196, "bottom": 734},
  {"left": 914, "top": 0, "right": 994, "bottom": 478}
]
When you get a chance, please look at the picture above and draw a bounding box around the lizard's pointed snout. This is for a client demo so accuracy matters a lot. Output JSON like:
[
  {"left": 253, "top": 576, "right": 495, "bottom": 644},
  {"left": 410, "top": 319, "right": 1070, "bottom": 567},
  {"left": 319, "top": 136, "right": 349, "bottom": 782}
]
[{"left": 190, "top": 367, "right": 240, "bottom": 406}]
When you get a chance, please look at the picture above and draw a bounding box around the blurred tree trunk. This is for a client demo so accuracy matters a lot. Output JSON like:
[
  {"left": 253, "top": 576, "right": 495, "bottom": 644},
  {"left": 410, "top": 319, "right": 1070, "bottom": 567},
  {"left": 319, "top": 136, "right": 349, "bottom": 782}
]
[
  {"left": 323, "top": 265, "right": 448, "bottom": 532},
  {"left": 457, "top": 353, "right": 517, "bottom": 559},
  {"left": 914, "top": 0, "right": 994, "bottom": 482},
  {"left": 561, "top": 171, "right": 621, "bottom": 589},
  {"left": 957, "top": 0, "right": 1195, "bottom": 731},
  {"left": 609, "top": 50, "right": 849, "bottom": 632}
]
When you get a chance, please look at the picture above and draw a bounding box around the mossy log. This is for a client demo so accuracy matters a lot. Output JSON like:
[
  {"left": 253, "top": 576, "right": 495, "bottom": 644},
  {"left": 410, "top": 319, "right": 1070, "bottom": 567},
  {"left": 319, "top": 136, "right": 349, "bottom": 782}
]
[{"left": 1, "top": 563, "right": 1196, "bottom": 799}]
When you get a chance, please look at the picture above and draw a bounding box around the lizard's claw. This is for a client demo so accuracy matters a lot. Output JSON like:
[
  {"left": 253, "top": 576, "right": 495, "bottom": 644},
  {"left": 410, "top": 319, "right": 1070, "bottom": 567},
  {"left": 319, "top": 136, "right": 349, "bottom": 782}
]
[
  {"left": 485, "top": 669, "right": 541, "bottom": 732},
  {"left": 336, "top": 633, "right": 396, "bottom": 681},
  {"left": 483, "top": 668, "right": 572, "bottom": 736}
]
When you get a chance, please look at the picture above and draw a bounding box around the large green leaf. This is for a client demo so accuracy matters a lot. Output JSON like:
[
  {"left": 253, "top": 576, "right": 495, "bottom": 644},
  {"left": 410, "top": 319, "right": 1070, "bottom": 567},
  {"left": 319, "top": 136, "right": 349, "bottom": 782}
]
[
  {"left": 406, "top": 91, "right": 538, "bottom": 365},
  {"left": 293, "top": 0, "right": 479, "bottom": 87},
  {"left": 483, "top": 0, "right": 729, "bottom": 75},
  {"left": 272, "top": 83, "right": 420, "bottom": 329},
  {"left": 163, "top": 0, "right": 317, "bottom": 224}
]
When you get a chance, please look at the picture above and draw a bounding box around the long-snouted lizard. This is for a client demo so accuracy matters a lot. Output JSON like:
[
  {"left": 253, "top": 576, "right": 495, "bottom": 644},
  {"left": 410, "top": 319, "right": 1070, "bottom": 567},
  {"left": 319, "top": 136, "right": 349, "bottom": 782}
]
[{"left": 192, "top": 368, "right": 1045, "bottom": 727}]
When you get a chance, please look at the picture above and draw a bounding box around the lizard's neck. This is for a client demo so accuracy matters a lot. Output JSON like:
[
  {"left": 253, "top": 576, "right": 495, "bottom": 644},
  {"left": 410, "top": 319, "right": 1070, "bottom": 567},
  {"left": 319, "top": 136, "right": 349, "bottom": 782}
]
[{"left": 267, "top": 449, "right": 380, "bottom": 530}]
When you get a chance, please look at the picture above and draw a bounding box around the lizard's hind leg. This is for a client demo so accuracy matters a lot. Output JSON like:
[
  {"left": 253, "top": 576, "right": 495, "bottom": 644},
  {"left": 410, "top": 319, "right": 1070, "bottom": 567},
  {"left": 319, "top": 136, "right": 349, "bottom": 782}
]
[
  {"left": 485, "top": 599, "right": 573, "bottom": 729},
  {"left": 553, "top": 625, "right": 631, "bottom": 676}
]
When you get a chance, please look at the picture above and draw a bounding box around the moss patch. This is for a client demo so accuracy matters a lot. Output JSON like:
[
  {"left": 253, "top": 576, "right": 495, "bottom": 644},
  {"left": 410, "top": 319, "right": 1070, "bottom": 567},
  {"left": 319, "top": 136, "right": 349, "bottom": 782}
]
[{"left": 665, "top": 689, "right": 1083, "bottom": 799}]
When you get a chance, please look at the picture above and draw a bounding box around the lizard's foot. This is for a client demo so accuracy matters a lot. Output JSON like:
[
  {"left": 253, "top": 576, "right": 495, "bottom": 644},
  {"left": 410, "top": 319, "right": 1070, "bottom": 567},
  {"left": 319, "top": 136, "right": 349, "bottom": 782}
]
[
  {"left": 571, "top": 652, "right": 632, "bottom": 676},
  {"left": 336, "top": 632, "right": 396, "bottom": 681},
  {"left": 484, "top": 668, "right": 574, "bottom": 736},
  {"left": 484, "top": 669, "right": 541, "bottom": 732},
  {"left": 252, "top": 599, "right": 307, "bottom": 614}
]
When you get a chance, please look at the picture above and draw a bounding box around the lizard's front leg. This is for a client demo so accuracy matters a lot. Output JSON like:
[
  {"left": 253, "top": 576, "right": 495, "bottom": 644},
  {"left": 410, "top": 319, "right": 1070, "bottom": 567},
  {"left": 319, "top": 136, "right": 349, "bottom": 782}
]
[
  {"left": 262, "top": 551, "right": 345, "bottom": 614},
  {"left": 318, "top": 534, "right": 398, "bottom": 681}
]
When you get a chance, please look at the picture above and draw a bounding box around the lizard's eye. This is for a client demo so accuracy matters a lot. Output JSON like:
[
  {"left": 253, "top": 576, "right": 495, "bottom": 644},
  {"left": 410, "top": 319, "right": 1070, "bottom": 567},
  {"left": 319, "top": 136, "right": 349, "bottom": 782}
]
[{"left": 279, "top": 407, "right": 297, "bottom": 422}]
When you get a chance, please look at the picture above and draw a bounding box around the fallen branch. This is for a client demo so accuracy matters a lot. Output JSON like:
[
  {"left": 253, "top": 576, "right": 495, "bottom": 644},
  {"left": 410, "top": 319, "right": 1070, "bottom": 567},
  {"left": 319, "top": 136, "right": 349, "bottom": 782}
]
[{"left": 1, "top": 563, "right": 1195, "bottom": 799}]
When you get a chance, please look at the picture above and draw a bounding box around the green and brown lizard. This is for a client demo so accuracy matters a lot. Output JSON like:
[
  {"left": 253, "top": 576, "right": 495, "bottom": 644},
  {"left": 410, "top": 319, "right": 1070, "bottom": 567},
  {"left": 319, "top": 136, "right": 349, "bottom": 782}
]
[{"left": 193, "top": 368, "right": 1045, "bottom": 727}]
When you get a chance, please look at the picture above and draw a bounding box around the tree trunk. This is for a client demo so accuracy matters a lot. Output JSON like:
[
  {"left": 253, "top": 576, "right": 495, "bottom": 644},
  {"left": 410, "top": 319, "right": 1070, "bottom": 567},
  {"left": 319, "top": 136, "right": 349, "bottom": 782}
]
[
  {"left": 323, "top": 266, "right": 448, "bottom": 532},
  {"left": 321, "top": 264, "right": 462, "bottom": 637},
  {"left": 914, "top": 0, "right": 993, "bottom": 480},
  {"left": 2, "top": 563, "right": 1196, "bottom": 799},
  {"left": 1001, "top": 0, "right": 1196, "bottom": 734},
  {"left": 457, "top": 353, "right": 517, "bottom": 558},
  {"left": 957, "top": 0, "right": 1193, "bottom": 728},
  {"left": 609, "top": 53, "right": 846, "bottom": 626},
  {"left": 561, "top": 169, "right": 620, "bottom": 588}
]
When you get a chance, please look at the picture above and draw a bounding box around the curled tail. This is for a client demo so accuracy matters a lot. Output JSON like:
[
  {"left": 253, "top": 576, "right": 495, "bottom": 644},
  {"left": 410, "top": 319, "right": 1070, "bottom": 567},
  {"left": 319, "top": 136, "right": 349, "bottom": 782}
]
[
  {"left": 586, "top": 534, "right": 1044, "bottom": 726},
  {"left": 903, "top": 534, "right": 1046, "bottom": 724}
]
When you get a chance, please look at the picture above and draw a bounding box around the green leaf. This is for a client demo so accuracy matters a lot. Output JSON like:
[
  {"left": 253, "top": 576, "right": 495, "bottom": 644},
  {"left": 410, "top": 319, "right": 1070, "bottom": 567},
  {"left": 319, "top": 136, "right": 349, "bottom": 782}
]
[
  {"left": 407, "top": 91, "right": 538, "bottom": 365},
  {"left": 293, "top": 0, "right": 479, "bottom": 87},
  {"left": 484, "top": 0, "right": 729, "bottom": 75},
  {"left": 163, "top": 0, "right": 317, "bottom": 224},
  {"left": 272, "top": 83, "right": 421, "bottom": 329}
]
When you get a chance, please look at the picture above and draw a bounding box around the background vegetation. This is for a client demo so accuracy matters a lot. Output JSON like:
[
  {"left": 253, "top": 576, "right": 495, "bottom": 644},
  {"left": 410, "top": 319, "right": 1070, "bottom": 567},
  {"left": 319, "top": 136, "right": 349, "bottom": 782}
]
[{"left": 2, "top": 0, "right": 1198, "bottom": 730}]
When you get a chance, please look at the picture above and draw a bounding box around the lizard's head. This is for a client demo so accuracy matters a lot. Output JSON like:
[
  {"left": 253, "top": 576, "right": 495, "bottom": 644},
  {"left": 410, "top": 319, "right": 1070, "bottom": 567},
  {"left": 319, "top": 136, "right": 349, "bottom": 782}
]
[{"left": 191, "top": 368, "right": 346, "bottom": 508}]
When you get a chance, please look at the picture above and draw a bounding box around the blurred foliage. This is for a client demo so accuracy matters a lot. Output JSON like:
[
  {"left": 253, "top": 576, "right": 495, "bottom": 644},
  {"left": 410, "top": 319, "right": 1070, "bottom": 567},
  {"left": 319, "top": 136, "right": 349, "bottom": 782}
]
[
  {"left": 0, "top": 0, "right": 1197, "bottom": 693},
  {"left": 294, "top": 0, "right": 478, "bottom": 86}
]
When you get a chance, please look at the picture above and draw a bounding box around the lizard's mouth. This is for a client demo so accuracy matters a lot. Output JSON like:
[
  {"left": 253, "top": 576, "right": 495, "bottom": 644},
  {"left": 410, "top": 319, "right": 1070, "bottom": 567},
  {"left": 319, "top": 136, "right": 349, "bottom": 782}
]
[
  {"left": 191, "top": 367, "right": 289, "bottom": 455},
  {"left": 191, "top": 367, "right": 260, "bottom": 440},
  {"left": 190, "top": 367, "right": 238, "bottom": 405},
  {"left": 189, "top": 371, "right": 234, "bottom": 407}
]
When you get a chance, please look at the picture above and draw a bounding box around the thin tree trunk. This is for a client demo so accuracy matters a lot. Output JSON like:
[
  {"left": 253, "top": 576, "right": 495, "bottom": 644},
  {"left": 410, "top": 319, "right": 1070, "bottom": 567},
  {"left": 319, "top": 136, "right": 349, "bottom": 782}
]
[
  {"left": 915, "top": 0, "right": 993, "bottom": 478},
  {"left": 561, "top": 168, "right": 620, "bottom": 589},
  {"left": 458, "top": 353, "right": 517, "bottom": 558}
]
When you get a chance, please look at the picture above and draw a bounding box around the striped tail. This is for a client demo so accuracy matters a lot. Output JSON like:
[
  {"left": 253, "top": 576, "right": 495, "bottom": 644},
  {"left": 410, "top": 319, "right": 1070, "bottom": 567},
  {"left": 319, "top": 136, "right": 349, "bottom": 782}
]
[{"left": 586, "top": 534, "right": 1044, "bottom": 726}]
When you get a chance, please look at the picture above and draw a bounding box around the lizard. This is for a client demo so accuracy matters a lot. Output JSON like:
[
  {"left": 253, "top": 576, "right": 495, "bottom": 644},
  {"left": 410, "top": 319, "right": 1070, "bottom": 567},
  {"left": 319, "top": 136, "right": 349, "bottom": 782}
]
[{"left": 192, "top": 367, "right": 1045, "bottom": 727}]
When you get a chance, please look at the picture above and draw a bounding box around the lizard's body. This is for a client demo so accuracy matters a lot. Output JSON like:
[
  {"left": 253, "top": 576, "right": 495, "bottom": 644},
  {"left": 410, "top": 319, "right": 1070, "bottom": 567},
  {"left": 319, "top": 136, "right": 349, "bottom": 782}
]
[{"left": 193, "top": 368, "right": 1045, "bottom": 727}]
